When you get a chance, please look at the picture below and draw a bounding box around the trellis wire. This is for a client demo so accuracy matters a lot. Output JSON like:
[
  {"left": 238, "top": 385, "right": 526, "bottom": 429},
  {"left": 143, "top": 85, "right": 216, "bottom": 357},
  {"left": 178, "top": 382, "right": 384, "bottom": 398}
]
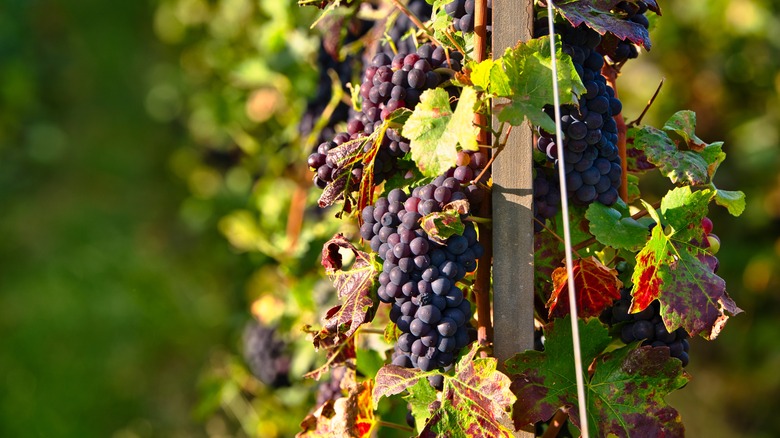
[{"left": 546, "top": 1, "right": 590, "bottom": 436}]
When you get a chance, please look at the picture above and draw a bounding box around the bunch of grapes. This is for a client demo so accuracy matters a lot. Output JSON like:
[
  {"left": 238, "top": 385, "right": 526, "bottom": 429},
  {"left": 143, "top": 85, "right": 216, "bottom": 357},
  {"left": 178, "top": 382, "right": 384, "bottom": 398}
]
[
  {"left": 379, "top": 0, "right": 433, "bottom": 55},
  {"left": 599, "top": 1, "right": 651, "bottom": 64},
  {"left": 243, "top": 321, "right": 292, "bottom": 387},
  {"left": 532, "top": 163, "right": 561, "bottom": 232},
  {"left": 601, "top": 288, "right": 691, "bottom": 367},
  {"left": 443, "top": 0, "right": 492, "bottom": 34},
  {"left": 534, "top": 20, "right": 623, "bottom": 207},
  {"left": 361, "top": 176, "right": 483, "bottom": 372},
  {"left": 307, "top": 43, "right": 463, "bottom": 190}
]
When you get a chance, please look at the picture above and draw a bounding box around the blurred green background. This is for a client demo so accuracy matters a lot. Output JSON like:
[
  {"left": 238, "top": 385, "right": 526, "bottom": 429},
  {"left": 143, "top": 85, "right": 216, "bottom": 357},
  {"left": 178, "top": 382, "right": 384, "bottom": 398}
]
[{"left": 1, "top": 0, "right": 778, "bottom": 437}]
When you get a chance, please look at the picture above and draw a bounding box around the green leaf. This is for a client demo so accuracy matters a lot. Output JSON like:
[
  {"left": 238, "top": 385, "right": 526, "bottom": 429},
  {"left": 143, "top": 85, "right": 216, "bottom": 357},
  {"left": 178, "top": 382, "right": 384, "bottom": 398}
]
[
  {"left": 468, "top": 58, "right": 511, "bottom": 96},
  {"left": 420, "top": 209, "right": 466, "bottom": 244},
  {"left": 404, "top": 379, "right": 437, "bottom": 433},
  {"left": 713, "top": 188, "right": 746, "bottom": 216},
  {"left": 586, "top": 200, "right": 648, "bottom": 251},
  {"left": 506, "top": 316, "right": 689, "bottom": 437},
  {"left": 402, "top": 87, "right": 480, "bottom": 178},
  {"left": 660, "top": 186, "right": 715, "bottom": 242},
  {"left": 662, "top": 110, "right": 707, "bottom": 151},
  {"left": 494, "top": 36, "right": 584, "bottom": 133}
]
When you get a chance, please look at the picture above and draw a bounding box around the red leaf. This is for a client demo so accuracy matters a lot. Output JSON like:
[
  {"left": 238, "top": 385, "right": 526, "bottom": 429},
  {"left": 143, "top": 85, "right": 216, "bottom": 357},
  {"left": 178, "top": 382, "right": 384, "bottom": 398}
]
[{"left": 547, "top": 256, "right": 623, "bottom": 319}]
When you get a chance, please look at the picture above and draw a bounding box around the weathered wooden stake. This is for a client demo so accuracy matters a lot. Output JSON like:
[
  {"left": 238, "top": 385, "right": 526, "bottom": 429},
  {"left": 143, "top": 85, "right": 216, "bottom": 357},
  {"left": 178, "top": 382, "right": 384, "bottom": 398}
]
[{"left": 491, "top": 0, "right": 535, "bottom": 371}]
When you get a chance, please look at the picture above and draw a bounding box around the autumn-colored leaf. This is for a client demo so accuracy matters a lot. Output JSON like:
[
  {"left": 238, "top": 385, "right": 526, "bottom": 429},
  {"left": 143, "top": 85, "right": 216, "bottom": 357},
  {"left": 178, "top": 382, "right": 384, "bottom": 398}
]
[
  {"left": 420, "top": 209, "right": 466, "bottom": 244},
  {"left": 506, "top": 316, "right": 688, "bottom": 438},
  {"left": 553, "top": 0, "right": 653, "bottom": 50},
  {"left": 547, "top": 256, "right": 623, "bottom": 319},
  {"left": 317, "top": 136, "right": 368, "bottom": 209},
  {"left": 297, "top": 379, "right": 375, "bottom": 438},
  {"left": 306, "top": 235, "right": 377, "bottom": 379},
  {"left": 319, "top": 234, "right": 377, "bottom": 342},
  {"left": 373, "top": 344, "right": 517, "bottom": 438},
  {"left": 630, "top": 190, "right": 743, "bottom": 339},
  {"left": 422, "top": 345, "right": 516, "bottom": 437}
]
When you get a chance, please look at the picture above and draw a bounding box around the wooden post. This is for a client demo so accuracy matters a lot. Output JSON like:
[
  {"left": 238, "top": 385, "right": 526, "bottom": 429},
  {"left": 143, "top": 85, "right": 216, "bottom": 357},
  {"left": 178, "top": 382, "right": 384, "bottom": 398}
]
[{"left": 491, "top": 0, "right": 535, "bottom": 371}]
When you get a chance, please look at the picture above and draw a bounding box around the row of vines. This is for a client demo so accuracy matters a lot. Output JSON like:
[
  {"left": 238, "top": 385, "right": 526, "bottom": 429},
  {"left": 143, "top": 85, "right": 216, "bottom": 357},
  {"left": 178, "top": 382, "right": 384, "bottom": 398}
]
[{"left": 151, "top": 0, "right": 750, "bottom": 436}]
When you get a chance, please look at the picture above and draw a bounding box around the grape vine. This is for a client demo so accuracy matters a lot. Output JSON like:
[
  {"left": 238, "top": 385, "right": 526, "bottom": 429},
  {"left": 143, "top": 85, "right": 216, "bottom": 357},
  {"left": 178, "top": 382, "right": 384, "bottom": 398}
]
[{"left": 294, "top": 0, "right": 746, "bottom": 437}]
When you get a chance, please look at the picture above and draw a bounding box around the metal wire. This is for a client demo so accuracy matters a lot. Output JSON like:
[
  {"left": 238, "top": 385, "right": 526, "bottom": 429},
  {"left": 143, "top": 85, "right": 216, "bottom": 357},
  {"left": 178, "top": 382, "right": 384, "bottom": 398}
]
[{"left": 545, "top": 1, "right": 590, "bottom": 436}]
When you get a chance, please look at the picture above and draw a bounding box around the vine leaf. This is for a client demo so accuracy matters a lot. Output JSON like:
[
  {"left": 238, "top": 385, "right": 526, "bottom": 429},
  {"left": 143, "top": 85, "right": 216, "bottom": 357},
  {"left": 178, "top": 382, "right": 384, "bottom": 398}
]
[
  {"left": 552, "top": 0, "right": 654, "bottom": 50},
  {"left": 374, "top": 344, "right": 517, "bottom": 437},
  {"left": 713, "top": 188, "right": 746, "bottom": 217},
  {"left": 506, "top": 316, "right": 688, "bottom": 437},
  {"left": 547, "top": 256, "right": 623, "bottom": 319},
  {"left": 298, "top": 379, "right": 375, "bottom": 438},
  {"left": 307, "top": 234, "right": 376, "bottom": 378},
  {"left": 631, "top": 111, "right": 726, "bottom": 186},
  {"left": 319, "top": 234, "right": 377, "bottom": 342},
  {"left": 630, "top": 188, "right": 743, "bottom": 339},
  {"left": 402, "top": 86, "right": 480, "bottom": 178},
  {"left": 404, "top": 379, "right": 438, "bottom": 433},
  {"left": 662, "top": 110, "right": 708, "bottom": 151},
  {"left": 484, "top": 36, "right": 584, "bottom": 133},
  {"left": 420, "top": 201, "right": 468, "bottom": 244},
  {"left": 586, "top": 199, "right": 648, "bottom": 251},
  {"left": 317, "top": 135, "right": 370, "bottom": 210}
]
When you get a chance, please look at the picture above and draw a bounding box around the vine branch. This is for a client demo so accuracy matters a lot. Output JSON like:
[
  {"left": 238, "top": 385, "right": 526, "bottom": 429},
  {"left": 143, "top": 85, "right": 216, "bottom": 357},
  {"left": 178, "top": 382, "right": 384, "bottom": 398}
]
[{"left": 629, "top": 78, "right": 664, "bottom": 127}]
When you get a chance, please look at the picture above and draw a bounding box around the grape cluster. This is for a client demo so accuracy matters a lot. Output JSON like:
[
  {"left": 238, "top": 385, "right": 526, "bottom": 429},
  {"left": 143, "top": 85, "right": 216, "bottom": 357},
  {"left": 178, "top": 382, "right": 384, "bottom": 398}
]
[
  {"left": 379, "top": 0, "right": 432, "bottom": 56},
  {"left": 357, "top": 44, "right": 462, "bottom": 132},
  {"left": 601, "top": 288, "right": 691, "bottom": 367},
  {"left": 600, "top": 1, "right": 650, "bottom": 64},
  {"left": 444, "top": 0, "right": 492, "bottom": 34},
  {"left": 532, "top": 164, "right": 561, "bottom": 232},
  {"left": 534, "top": 21, "right": 623, "bottom": 207},
  {"left": 360, "top": 177, "right": 483, "bottom": 371},
  {"left": 307, "top": 44, "right": 463, "bottom": 190},
  {"left": 243, "top": 321, "right": 292, "bottom": 387}
]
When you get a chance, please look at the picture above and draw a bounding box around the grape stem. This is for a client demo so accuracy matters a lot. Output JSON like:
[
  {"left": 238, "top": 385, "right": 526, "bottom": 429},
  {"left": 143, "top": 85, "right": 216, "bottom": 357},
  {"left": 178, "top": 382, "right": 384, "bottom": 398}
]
[
  {"left": 628, "top": 78, "right": 665, "bottom": 127},
  {"left": 465, "top": 215, "right": 493, "bottom": 225},
  {"left": 472, "top": 124, "right": 511, "bottom": 186},
  {"left": 376, "top": 420, "right": 414, "bottom": 432},
  {"left": 535, "top": 217, "right": 584, "bottom": 259}
]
